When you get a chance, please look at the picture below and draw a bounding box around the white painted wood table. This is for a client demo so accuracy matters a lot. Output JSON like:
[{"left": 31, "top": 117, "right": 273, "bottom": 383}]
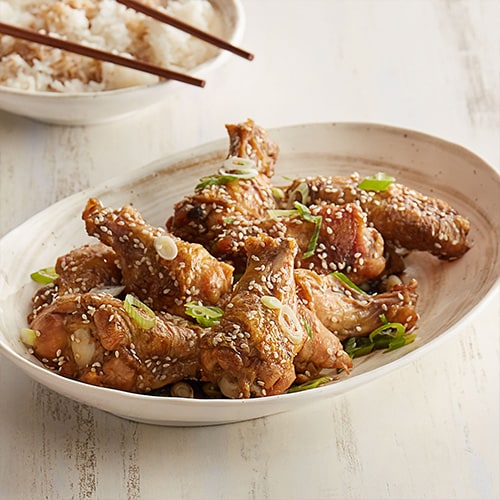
[{"left": 0, "top": 1, "right": 498, "bottom": 499}]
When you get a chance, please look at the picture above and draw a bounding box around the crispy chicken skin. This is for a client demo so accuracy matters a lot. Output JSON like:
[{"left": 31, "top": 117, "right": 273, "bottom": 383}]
[
  {"left": 29, "top": 292, "right": 204, "bottom": 392},
  {"left": 294, "top": 301, "right": 353, "bottom": 379},
  {"left": 294, "top": 269, "right": 419, "bottom": 341},
  {"left": 82, "top": 198, "right": 234, "bottom": 317},
  {"left": 200, "top": 235, "right": 307, "bottom": 398},
  {"left": 166, "top": 119, "right": 278, "bottom": 261},
  {"left": 30, "top": 242, "right": 122, "bottom": 322},
  {"left": 283, "top": 173, "right": 471, "bottom": 259}
]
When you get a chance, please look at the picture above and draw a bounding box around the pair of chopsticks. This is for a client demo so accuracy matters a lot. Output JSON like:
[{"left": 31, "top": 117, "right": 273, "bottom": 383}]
[{"left": 0, "top": 0, "right": 253, "bottom": 88}]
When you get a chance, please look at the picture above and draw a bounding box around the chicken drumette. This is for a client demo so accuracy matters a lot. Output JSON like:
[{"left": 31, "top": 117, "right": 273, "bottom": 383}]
[
  {"left": 283, "top": 173, "right": 471, "bottom": 260},
  {"left": 30, "top": 242, "right": 122, "bottom": 322},
  {"left": 28, "top": 292, "right": 204, "bottom": 393},
  {"left": 294, "top": 269, "right": 419, "bottom": 341},
  {"left": 83, "top": 197, "right": 234, "bottom": 317},
  {"left": 167, "top": 119, "right": 279, "bottom": 267},
  {"left": 200, "top": 234, "right": 307, "bottom": 398}
]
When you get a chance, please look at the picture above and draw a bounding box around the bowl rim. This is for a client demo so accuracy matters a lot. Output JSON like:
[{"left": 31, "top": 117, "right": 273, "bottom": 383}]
[{"left": 0, "top": 0, "right": 246, "bottom": 99}]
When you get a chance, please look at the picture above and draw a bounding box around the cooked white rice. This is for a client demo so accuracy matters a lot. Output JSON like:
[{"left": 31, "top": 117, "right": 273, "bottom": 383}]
[{"left": 0, "top": 0, "right": 222, "bottom": 92}]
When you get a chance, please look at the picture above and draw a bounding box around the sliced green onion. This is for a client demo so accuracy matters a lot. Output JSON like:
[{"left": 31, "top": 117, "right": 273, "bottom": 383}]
[
  {"left": 30, "top": 266, "right": 58, "bottom": 284},
  {"left": 20, "top": 327, "right": 38, "bottom": 347},
  {"left": 278, "top": 304, "right": 304, "bottom": 345},
  {"left": 386, "top": 333, "right": 417, "bottom": 352},
  {"left": 294, "top": 202, "right": 322, "bottom": 259},
  {"left": 124, "top": 294, "right": 156, "bottom": 330},
  {"left": 293, "top": 201, "right": 312, "bottom": 220},
  {"left": 196, "top": 157, "right": 258, "bottom": 190},
  {"left": 223, "top": 216, "right": 235, "bottom": 225},
  {"left": 219, "top": 156, "right": 258, "bottom": 175},
  {"left": 267, "top": 202, "right": 322, "bottom": 259},
  {"left": 343, "top": 312, "right": 416, "bottom": 358},
  {"left": 196, "top": 175, "right": 235, "bottom": 190},
  {"left": 169, "top": 381, "right": 194, "bottom": 398},
  {"left": 369, "top": 321, "right": 406, "bottom": 342},
  {"left": 358, "top": 172, "right": 395, "bottom": 191},
  {"left": 267, "top": 208, "right": 300, "bottom": 218},
  {"left": 217, "top": 168, "right": 258, "bottom": 179},
  {"left": 303, "top": 320, "right": 313, "bottom": 339},
  {"left": 288, "top": 375, "right": 332, "bottom": 393},
  {"left": 303, "top": 215, "right": 322, "bottom": 258},
  {"left": 287, "top": 181, "right": 310, "bottom": 207},
  {"left": 185, "top": 301, "right": 224, "bottom": 327},
  {"left": 343, "top": 336, "right": 375, "bottom": 358},
  {"left": 331, "top": 272, "right": 367, "bottom": 294},
  {"left": 154, "top": 234, "right": 178, "bottom": 260},
  {"left": 261, "top": 295, "right": 282, "bottom": 310},
  {"left": 272, "top": 187, "right": 285, "bottom": 200}
]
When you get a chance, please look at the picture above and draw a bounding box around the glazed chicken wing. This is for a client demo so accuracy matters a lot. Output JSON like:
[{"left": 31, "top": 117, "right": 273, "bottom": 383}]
[
  {"left": 294, "top": 301, "right": 353, "bottom": 379},
  {"left": 295, "top": 269, "right": 419, "bottom": 341},
  {"left": 273, "top": 202, "right": 386, "bottom": 283},
  {"left": 83, "top": 198, "right": 234, "bottom": 317},
  {"left": 30, "top": 242, "right": 122, "bottom": 322},
  {"left": 209, "top": 201, "right": 386, "bottom": 282},
  {"left": 28, "top": 292, "right": 204, "bottom": 392},
  {"left": 200, "top": 234, "right": 307, "bottom": 398},
  {"left": 284, "top": 173, "right": 470, "bottom": 259},
  {"left": 166, "top": 119, "right": 278, "bottom": 263}
]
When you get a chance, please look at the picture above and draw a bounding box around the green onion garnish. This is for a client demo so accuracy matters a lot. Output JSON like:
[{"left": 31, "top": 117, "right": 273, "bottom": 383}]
[
  {"left": 358, "top": 172, "right": 395, "bottom": 191},
  {"left": 185, "top": 301, "right": 224, "bottom": 327},
  {"left": 195, "top": 157, "right": 258, "bottom": 190},
  {"left": 267, "top": 208, "right": 299, "bottom": 218},
  {"left": 343, "top": 337, "right": 375, "bottom": 358},
  {"left": 267, "top": 201, "right": 322, "bottom": 259},
  {"left": 303, "top": 320, "right": 313, "bottom": 339},
  {"left": 196, "top": 175, "right": 237, "bottom": 190},
  {"left": 261, "top": 295, "right": 282, "bottom": 310},
  {"left": 331, "top": 271, "right": 367, "bottom": 294},
  {"left": 303, "top": 215, "right": 322, "bottom": 259},
  {"left": 368, "top": 315, "right": 416, "bottom": 351},
  {"left": 30, "top": 266, "right": 58, "bottom": 284},
  {"left": 287, "top": 181, "right": 310, "bottom": 206},
  {"left": 124, "top": 294, "right": 156, "bottom": 330},
  {"left": 20, "top": 327, "right": 38, "bottom": 347},
  {"left": 272, "top": 187, "right": 285, "bottom": 200},
  {"left": 369, "top": 320, "right": 406, "bottom": 344},
  {"left": 288, "top": 375, "right": 332, "bottom": 393},
  {"left": 292, "top": 202, "right": 322, "bottom": 258},
  {"left": 386, "top": 333, "right": 417, "bottom": 352},
  {"left": 343, "top": 314, "right": 416, "bottom": 358}
]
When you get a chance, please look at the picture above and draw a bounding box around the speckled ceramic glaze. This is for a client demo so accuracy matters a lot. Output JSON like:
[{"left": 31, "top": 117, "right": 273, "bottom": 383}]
[
  {"left": 0, "top": 123, "right": 498, "bottom": 425},
  {"left": 0, "top": 0, "right": 245, "bottom": 125}
]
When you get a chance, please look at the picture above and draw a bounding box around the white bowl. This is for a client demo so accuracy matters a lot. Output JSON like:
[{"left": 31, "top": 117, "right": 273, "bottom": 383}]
[
  {"left": 0, "top": 122, "right": 499, "bottom": 426},
  {"left": 0, "top": 0, "right": 244, "bottom": 125}
]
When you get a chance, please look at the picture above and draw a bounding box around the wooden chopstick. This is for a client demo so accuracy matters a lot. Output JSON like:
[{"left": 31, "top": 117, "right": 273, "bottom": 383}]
[
  {"left": 116, "top": 0, "right": 254, "bottom": 61},
  {"left": 0, "top": 21, "right": 205, "bottom": 87}
]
